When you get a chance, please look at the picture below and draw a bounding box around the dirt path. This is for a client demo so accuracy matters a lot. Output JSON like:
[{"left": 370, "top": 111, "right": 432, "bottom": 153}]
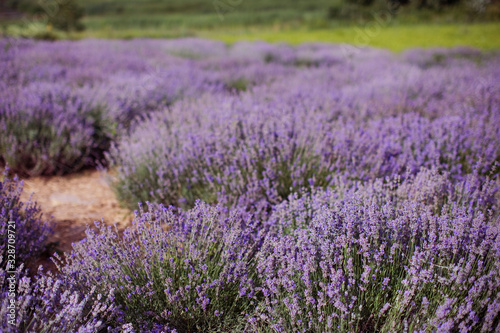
[{"left": 19, "top": 169, "right": 134, "bottom": 270}]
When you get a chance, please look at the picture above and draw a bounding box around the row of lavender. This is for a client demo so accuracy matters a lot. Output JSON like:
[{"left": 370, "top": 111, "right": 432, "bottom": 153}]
[
  {"left": 2, "top": 169, "right": 499, "bottom": 332},
  {"left": 0, "top": 38, "right": 296, "bottom": 176},
  {"left": 1, "top": 38, "right": 500, "bottom": 331},
  {"left": 2, "top": 38, "right": 498, "bottom": 179},
  {"left": 111, "top": 46, "right": 500, "bottom": 216}
]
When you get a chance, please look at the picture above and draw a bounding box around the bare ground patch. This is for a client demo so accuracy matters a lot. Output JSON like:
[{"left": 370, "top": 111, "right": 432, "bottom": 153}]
[{"left": 19, "top": 169, "right": 133, "bottom": 271}]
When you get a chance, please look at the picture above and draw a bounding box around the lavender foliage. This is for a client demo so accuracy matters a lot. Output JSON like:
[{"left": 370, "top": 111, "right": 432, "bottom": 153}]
[
  {"left": 101, "top": 41, "right": 500, "bottom": 212},
  {"left": 0, "top": 172, "right": 52, "bottom": 269},
  {"left": 3, "top": 38, "right": 499, "bottom": 182},
  {"left": 110, "top": 53, "right": 500, "bottom": 212},
  {"left": 2, "top": 38, "right": 500, "bottom": 331},
  {"left": 62, "top": 202, "right": 262, "bottom": 332},
  {"left": 0, "top": 263, "right": 119, "bottom": 332},
  {"left": 0, "top": 38, "right": 295, "bottom": 176},
  {"left": 0, "top": 83, "right": 115, "bottom": 176},
  {"left": 249, "top": 184, "right": 500, "bottom": 332},
  {"left": 57, "top": 173, "right": 500, "bottom": 332}
]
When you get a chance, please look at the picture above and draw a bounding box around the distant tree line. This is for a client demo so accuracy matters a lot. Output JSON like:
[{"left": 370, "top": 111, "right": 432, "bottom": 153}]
[
  {"left": 347, "top": 0, "right": 498, "bottom": 11},
  {"left": 4, "top": 0, "right": 84, "bottom": 31},
  {"left": 328, "top": 0, "right": 499, "bottom": 21}
]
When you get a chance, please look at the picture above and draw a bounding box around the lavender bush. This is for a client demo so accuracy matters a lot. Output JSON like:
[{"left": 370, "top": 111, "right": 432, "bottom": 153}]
[
  {"left": 0, "top": 263, "right": 119, "bottom": 332},
  {"left": 3, "top": 38, "right": 498, "bottom": 181},
  {"left": 0, "top": 38, "right": 296, "bottom": 176},
  {"left": 0, "top": 172, "right": 52, "bottom": 268},
  {"left": 61, "top": 202, "right": 263, "bottom": 332},
  {"left": 268, "top": 167, "right": 499, "bottom": 234},
  {"left": 0, "top": 173, "right": 123, "bottom": 332},
  {"left": 0, "top": 83, "right": 115, "bottom": 176},
  {"left": 109, "top": 93, "right": 335, "bottom": 214},
  {"left": 110, "top": 83, "right": 499, "bottom": 213},
  {"left": 247, "top": 183, "right": 500, "bottom": 332}
]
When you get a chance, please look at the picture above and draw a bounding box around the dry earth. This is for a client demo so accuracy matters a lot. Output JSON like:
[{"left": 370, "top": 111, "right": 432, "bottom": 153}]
[{"left": 19, "top": 169, "right": 134, "bottom": 271}]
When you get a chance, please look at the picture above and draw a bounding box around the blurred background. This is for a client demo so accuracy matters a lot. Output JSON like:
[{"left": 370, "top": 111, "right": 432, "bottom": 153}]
[{"left": 1, "top": 0, "right": 499, "bottom": 50}]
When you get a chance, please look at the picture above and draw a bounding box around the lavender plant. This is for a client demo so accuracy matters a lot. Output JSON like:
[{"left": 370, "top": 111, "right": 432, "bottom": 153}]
[
  {"left": 0, "top": 83, "right": 115, "bottom": 176},
  {"left": 248, "top": 187, "right": 500, "bottom": 332},
  {"left": 1, "top": 38, "right": 500, "bottom": 331},
  {"left": 3, "top": 38, "right": 498, "bottom": 182},
  {"left": 0, "top": 172, "right": 123, "bottom": 332},
  {"left": 47, "top": 171, "right": 500, "bottom": 332},
  {"left": 0, "top": 172, "right": 52, "bottom": 269},
  {"left": 61, "top": 202, "right": 262, "bottom": 332},
  {"left": 110, "top": 73, "right": 499, "bottom": 214},
  {"left": 0, "top": 262, "right": 119, "bottom": 332},
  {"left": 109, "top": 94, "right": 335, "bottom": 214}
]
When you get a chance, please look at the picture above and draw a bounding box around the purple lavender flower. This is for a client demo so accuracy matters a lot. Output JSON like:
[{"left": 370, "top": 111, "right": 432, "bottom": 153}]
[
  {"left": 0, "top": 171, "right": 52, "bottom": 269},
  {"left": 61, "top": 201, "right": 262, "bottom": 331},
  {"left": 0, "top": 264, "right": 119, "bottom": 332},
  {"left": 248, "top": 184, "right": 500, "bottom": 332}
]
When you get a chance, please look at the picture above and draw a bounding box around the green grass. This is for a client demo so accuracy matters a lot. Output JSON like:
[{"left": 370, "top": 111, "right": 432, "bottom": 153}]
[
  {"left": 66, "top": 22, "right": 500, "bottom": 52},
  {"left": 199, "top": 22, "right": 500, "bottom": 51}
]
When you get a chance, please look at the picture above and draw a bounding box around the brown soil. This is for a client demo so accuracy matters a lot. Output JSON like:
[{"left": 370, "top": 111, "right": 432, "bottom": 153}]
[{"left": 19, "top": 169, "right": 134, "bottom": 271}]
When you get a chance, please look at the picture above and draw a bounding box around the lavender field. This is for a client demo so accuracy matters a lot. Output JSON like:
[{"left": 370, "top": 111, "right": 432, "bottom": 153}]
[{"left": 1, "top": 38, "right": 500, "bottom": 332}]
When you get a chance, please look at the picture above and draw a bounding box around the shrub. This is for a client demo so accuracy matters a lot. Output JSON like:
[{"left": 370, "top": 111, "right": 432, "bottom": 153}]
[
  {"left": 0, "top": 263, "right": 118, "bottom": 332},
  {"left": 61, "top": 202, "right": 262, "bottom": 332},
  {"left": 0, "top": 83, "right": 115, "bottom": 176},
  {"left": 110, "top": 46, "right": 499, "bottom": 215},
  {"left": 0, "top": 172, "right": 123, "bottom": 332},
  {"left": 104, "top": 66, "right": 219, "bottom": 130},
  {"left": 248, "top": 187, "right": 500, "bottom": 332},
  {"left": 3, "top": 39, "right": 498, "bottom": 183},
  {"left": 46, "top": 0, "right": 85, "bottom": 32},
  {"left": 0, "top": 171, "right": 52, "bottom": 269},
  {"left": 4, "top": 23, "right": 62, "bottom": 41},
  {"left": 109, "top": 94, "right": 336, "bottom": 216}
]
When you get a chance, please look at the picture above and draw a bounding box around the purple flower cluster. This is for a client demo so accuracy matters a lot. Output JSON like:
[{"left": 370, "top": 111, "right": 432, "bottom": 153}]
[
  {"left": 0, "top": 38, "right": 297, "bottom": 176},
  {"left": 57, "top": 168, "right": 500, "bottom": 331},
  {"left": 61, "top": 202, "right": 262, "bottom": 332},
  {"left": 0, "top": 171, "right": 52, "bottom": 268},
  {"left": 0, "top": 82, "right": 114, "bottom": 176},
  {"left": 250, "top": 179, "right": 500, "bottom": 332},
  {"left": 0, "top": 264, "right": 118, "bottom": 332},
  {"left": 0, "top": 172, "right": 121, "bottom": 332},
  {"left": 1, "top": 174, "right": 112, "bottom": 332},
  {"left": 3, "top": 38, "right": 499, "bottom": 181}
]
